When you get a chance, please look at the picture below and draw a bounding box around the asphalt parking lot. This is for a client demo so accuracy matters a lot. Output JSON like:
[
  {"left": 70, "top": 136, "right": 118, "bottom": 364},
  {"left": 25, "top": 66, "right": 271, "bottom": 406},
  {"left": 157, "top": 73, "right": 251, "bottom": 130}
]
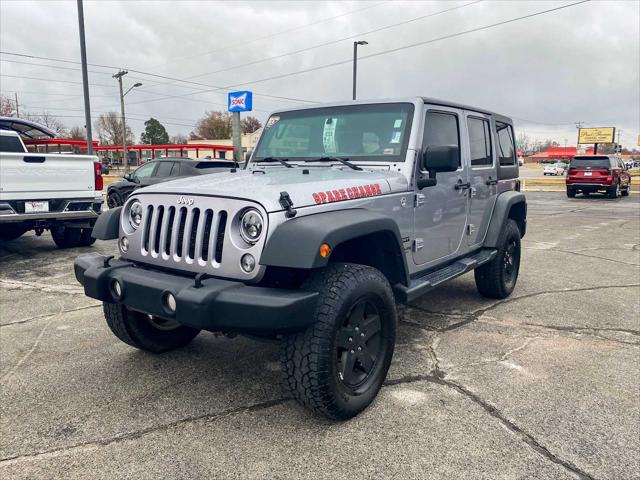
[{"left": 1, "top": 192, "right": 638, "bottom": 480}]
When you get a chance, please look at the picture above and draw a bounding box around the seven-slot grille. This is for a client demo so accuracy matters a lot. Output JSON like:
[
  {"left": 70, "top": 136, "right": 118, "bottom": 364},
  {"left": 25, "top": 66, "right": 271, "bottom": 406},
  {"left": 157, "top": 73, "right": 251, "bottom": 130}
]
[{"left": 141, "top": 204, "right": 227, "bottom": 266}]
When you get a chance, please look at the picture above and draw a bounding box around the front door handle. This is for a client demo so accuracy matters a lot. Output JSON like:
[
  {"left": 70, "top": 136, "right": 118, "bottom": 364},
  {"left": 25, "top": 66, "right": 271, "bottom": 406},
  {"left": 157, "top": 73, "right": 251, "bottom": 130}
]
[
  {"left": 486, "top": 177, "right": 498, "bottom": 186},
  {"left": 455, "top": 181, "right": 471, "bottom": 190}
]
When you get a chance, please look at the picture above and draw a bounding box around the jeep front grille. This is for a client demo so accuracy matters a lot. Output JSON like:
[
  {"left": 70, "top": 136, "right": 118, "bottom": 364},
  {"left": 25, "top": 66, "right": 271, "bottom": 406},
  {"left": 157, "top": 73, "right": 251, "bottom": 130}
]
[{"left": 141, "top": 205, "right": 228, "bottom": 267}]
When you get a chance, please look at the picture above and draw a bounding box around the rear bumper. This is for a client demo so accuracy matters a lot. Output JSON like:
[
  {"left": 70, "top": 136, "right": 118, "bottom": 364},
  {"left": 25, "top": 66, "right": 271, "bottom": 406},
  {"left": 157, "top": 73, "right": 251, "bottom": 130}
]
[
  {"left": 0, "top": 210, "right": 100, "bottom": 224},
  {"left": 74, "top": 254, "right": 319, "bottom": 334},
  {"left": 566, "top": 183, "right": 612, "bottom": 189},
  {"left": 0, "top": 199, "right": 101, "bottom": 224}
]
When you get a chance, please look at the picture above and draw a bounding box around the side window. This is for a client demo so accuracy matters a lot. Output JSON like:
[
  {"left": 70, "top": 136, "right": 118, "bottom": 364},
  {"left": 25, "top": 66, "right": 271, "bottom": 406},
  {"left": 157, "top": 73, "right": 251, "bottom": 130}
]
[
  {"left": 0, "top": 135, "right": 26, "bottom": 153},
  {"left": 467, "top": 117, "right": 492, "bottom": 166},
  {"left": 423, "top": 111, "right": 460, "bottom": 167},
  {"left": 155, "top": 162, "right": 174, "bottom": 178},
  {"left": 496, "top": 121, "right": 516, "bottom": 166},
  {"left": 133, "top": 162, "right": 156, "bottom": 179},
  {"left": 170, "top": 162, "right": 182, "bottom": 176}
]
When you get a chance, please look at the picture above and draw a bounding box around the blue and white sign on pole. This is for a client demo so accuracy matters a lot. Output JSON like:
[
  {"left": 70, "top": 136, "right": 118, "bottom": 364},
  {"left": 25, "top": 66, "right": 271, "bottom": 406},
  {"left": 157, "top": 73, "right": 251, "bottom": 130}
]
[{"left": 228, "top": 91, "right": 253, "bottom": 112}]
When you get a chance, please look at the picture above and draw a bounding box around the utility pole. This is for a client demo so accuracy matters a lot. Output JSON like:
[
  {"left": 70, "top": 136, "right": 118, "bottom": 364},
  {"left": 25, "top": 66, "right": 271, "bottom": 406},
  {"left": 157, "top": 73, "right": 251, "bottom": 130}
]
[
  {"left": 113, "top": 69, "right": 129, "bottom": 172},
  {"left": 616, "top": 129, "right": 623, "bottom": 146},
  {"left": 77, "top": 0, "right": 93, "bottom": 154},
  {"left": 352, "top": 41, "right": 368, "bottom": 100},
  {"left": 14, "top": 92, "right": 19, "bottom": 118}
]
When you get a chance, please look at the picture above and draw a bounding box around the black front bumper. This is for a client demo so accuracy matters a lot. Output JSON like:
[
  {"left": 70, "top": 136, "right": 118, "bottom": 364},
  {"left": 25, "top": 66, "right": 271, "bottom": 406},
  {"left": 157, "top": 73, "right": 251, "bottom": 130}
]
[{"left": 74, "top": 254, "right": 319, "bottom": 334}]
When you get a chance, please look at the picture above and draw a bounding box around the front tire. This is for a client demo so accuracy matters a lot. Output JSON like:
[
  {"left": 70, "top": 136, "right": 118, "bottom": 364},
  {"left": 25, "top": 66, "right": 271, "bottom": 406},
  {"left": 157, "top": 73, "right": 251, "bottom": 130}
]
[
  {"left": 475, "top": 219, "right": 521, "bottom": 299},
  {"left": 621, "top": 185, "right": 630, "bottom": 197},
  {"left": 103, "top": 303, "right": 200, "bottom": 353},
  {"left": 281, "top": 264, "right": 397, "bottom": 420},
  {"left": 107, "top": 191, "right": 123, "bottom": 208}
]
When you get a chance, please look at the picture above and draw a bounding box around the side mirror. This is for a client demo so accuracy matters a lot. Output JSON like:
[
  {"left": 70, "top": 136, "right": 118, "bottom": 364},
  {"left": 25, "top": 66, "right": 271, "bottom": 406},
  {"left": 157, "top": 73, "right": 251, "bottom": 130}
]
[
  {"left": 417, "top": 145, "right": 459, "bottom": 189},
  {"left": 422, "top": 145, "right": 459, "bottom": 172}
]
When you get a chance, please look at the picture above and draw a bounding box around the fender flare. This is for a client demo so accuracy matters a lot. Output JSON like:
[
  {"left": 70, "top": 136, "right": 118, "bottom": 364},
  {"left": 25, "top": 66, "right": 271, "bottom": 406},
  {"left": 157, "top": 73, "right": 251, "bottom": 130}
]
[
  {"left": 484, "top": 191, "right": 527, "bottom": 247},
  {"left": 91, "top": 206, "right": 121, "bottom": 240},
  {"left": 261, "top": 209, "right": 409, "bottom": 284}
]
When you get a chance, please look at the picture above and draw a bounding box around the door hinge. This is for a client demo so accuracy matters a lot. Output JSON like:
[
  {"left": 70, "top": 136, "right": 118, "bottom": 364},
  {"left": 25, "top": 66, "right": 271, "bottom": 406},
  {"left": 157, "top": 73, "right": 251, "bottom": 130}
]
[
  {"left": 415, "top": 194, "right": 425, "bottom": 207},
  {"left": 413, "top": 238, "right": 424, "bottom": 251}
]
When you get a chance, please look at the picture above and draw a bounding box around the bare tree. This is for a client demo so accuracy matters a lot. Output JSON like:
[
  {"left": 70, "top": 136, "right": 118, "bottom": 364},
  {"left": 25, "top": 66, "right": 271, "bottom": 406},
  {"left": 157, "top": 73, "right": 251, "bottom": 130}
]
[
  {"left": 241, "top": 116, "right": 262, "bottom": 134},
  {"left": 68, "top": 126, "right": 86, "bottom": 140},
  {"left": 170, "top": 133, "right": 188, "bottom": 144},
  {"left": 94, "top": 112, "right": 134, "bottom": 146},
  {"left": 190, "top": 111, "right": 232, "bottom": 140},
  {"left": 0, "top": 94, "right": 16, "bottom": 116},
  {"left": 21, "top": 111, "right": 69, "bottom": 136}
]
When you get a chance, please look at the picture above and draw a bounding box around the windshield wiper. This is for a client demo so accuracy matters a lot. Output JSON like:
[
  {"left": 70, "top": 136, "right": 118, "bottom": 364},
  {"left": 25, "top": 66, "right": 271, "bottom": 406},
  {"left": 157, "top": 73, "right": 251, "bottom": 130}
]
[
  {"left": 306, "top": 156, "right": 362, "bottom": 171},
  {"left": 258, "top": 157, "right": 293, "bottom": 168}
]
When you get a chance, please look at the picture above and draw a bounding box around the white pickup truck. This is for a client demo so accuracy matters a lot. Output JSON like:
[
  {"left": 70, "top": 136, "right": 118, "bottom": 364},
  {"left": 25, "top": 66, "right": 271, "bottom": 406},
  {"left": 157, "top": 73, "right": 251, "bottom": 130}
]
[{"left": 0, "top": 120, "right": 103, "bottom": 247}]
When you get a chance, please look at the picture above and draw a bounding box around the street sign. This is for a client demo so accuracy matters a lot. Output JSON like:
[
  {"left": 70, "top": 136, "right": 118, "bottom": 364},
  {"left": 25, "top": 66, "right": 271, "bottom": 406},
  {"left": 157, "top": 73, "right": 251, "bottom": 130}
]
[
  {"left": 228, "top": 91, "right": 253, "bottom": 112},
  {"left": 578, "top": 127, "right": 615, "bottom": 144}
]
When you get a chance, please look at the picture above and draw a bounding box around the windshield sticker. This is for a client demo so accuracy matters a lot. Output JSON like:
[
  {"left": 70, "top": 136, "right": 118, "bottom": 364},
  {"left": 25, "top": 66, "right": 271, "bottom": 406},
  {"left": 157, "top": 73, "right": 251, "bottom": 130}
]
[
  {"left": 383, "top": 148, "right": 395, "bottom": 155},
  {"left": 322, "top": 118, "right": 338, "bottom": 153},
  {"left": 265, "top": 116, "right": 280, "bottom": 128},
  {"left": 312, "top": 183, "right": 383, "bottom": 205},
  {"left": 393, "top": 119, "right": 402, "bottom": 128},
  {"left": 390, "top": 131, "right": 402, "bottom": 144}
]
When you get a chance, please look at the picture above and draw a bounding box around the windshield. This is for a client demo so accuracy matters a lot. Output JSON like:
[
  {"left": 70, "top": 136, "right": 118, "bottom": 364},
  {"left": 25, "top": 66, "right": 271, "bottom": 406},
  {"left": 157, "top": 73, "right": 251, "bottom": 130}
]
[{"left": 253, "top": 103, "right": 414, "bottom": 163}]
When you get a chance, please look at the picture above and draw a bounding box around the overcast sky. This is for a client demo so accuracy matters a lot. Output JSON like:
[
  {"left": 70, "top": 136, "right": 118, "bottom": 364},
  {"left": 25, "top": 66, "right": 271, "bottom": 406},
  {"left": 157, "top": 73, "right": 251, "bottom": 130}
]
[{"left": 1, "top": 0, "right": 638, "bottom": 147}]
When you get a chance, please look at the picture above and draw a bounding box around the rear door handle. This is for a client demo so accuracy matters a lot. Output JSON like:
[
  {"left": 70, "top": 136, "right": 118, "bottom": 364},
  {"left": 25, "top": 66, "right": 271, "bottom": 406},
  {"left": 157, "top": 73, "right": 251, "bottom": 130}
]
[{"left": 455, "top": 181, "right": 471, "bottom": 190}]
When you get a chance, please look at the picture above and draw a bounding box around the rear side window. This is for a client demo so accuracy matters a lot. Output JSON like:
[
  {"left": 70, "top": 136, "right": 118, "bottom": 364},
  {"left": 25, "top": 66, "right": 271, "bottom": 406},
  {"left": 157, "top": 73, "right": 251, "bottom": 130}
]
[
  {"left": 155, "top": 161, "right": 174, "bottom": 178},
  {"left": 423, "top": 111, "right": 460, "bottom": 167},
  {"left": 0, "top": 135, "right": 25, "bottom": 153},
  {"left": 496, "top": 122, "right": 516, "bottom": 166},
  {"left": 467, "top": 117, "right": 492, "bottom": 166},
  {"left": 170, "top": 162, "right": 181, "bottom": 176},
  {"left": 571, "top": 157, "right": 611, "bottom": 169}
]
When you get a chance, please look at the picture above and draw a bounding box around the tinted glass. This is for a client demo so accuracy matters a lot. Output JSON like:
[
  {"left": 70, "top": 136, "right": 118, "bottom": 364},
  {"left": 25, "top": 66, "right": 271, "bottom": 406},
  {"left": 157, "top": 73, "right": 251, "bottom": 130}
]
[
  {"left": 155, "top": 162, "right": 174, "bottom": 178},
  {"left": 496, "top": 121, "right": 516, "bottom": 166},
  {"left": 0, "top": 135, "right": 25, "bottom": 153},
  {"left": 423, "top": 111, "right": 460, "bottom": 166},
  {"left": 134, "top": 162, "right": 156, "bottom": 179},
  {"left": 254, "top": 103, "right": 414, "bottom": 162},
  {"left": 467, "top": 117, "right": 492, "bottom": 166},
  {"left": 170, "top": 162, "right": 181, "bottom": 176},
  {"left": 570, "top": 157, "right": 611, "bottom": 169}
]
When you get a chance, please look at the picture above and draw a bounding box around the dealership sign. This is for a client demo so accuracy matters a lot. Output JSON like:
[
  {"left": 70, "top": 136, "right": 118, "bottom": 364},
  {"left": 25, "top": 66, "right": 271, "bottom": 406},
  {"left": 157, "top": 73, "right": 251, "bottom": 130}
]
[
  {"left": 578, "top": 127, "right": 615, "bottom": 144},
  {"left": 228, "top": 91, "right": 253, "bottom": 112}
]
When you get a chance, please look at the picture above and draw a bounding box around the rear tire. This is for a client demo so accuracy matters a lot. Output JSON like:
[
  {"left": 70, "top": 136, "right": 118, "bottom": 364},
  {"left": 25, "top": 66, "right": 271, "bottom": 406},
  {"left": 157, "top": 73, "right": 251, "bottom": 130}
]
[
  {"left": 0, "top": 224, "right": 27, "bottom": 241},
  {"left": 51, "top": 226, "right": 82, "bottom": 248},
  {"left": 79, "top": 228, "right": 96, "bottom": 246},
  {"left": 566, "top": 188, "right": 576, "bottom": 198},
  {"left": 281, "top": 263, "right": 396, "bottom": 420},
  {"left": 607, "top": 182, "right": 620, "bottom": 199},
  {"left": 103, "top": 303, "right": 200, "bottom": 353},
  {"left": 475, "top": 219, "right": 521, "bottom": 299}
]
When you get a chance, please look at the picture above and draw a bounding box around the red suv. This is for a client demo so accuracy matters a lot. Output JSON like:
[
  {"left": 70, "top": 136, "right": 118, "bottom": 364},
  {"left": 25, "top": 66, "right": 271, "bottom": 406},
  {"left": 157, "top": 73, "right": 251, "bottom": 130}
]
[{"left": 566, "top": 155, "right": 631, "bottom": 198}]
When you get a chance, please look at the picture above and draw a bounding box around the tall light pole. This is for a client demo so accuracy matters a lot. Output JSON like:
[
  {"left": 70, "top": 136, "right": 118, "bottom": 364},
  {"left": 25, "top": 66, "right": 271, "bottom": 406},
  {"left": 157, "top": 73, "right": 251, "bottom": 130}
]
[
  {"left": 77, "top": 0, "right": 93, "bottom": 154},
  {"left": 352, "top": 40, "right": 368, "bottom": 100},
  {"left": 113, "top": 69, "right": 142, "bottom": 173}
]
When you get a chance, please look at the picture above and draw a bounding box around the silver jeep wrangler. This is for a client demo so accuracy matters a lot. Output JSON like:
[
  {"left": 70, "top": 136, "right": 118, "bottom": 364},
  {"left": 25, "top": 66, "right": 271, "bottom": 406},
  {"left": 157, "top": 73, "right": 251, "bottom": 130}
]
[{"left": 75, "top": 98, "right": 526, "bottom": 420}]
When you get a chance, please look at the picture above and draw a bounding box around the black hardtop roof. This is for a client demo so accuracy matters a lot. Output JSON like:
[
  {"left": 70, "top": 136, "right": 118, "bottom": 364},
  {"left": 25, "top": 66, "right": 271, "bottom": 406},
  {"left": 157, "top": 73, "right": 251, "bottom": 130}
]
[{"left": 419, "top": 97, "right": 512, "bottom": 123}]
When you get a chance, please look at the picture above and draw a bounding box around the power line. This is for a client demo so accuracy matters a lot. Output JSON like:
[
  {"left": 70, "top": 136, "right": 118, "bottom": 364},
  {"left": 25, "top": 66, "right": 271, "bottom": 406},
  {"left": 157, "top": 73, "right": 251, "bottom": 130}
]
[
  {"left": 0, "top": 51, "right": 318, "bottom": 105},
  {"left": 123, "top": 0, "right": 591, "bottom": 106},
  {"left": 152, "top": 1, "right": 388, "bottom": 68},
  {"left": 182, "top": 1, "right": 483, "bottom": 82}
]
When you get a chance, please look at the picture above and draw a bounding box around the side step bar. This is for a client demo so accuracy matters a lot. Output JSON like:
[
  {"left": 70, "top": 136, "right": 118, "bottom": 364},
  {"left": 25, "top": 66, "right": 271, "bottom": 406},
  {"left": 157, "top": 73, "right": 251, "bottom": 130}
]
[{"left": 394, "top": 248, "right": 497, "bottom": 303}]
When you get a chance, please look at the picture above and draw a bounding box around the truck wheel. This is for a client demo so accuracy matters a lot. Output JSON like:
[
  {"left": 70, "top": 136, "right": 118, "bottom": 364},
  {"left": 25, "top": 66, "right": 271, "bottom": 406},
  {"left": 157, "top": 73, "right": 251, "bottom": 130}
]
[
  {"left": 475, "top": 219, "right": 521, "bottom": 299},
  {"left": 281, "top": 263, "right": 396, "bottom": 420},
  {"left": 621, "top": 186, "right": 630, "bottom": 197},
  {"left": 566, "top": 188, "right": 576, "bottom": 198},
  {"left": 607, "top": 183, "right": 620, "bottom": 199},
  {"left": 103, "top": 303, "right": 200, "bottom": 353},
  {"left": 0, "top": 225, "right": 27, "bottom": 241},
  {"left": 79, "top": 228, "right": 96, "bottom": 246},
  {"left": 51, "top": 226, "right": 82, "bottom": 248},
  {"left": 107, "top": 191, "right": 123, "bottom": 208}
]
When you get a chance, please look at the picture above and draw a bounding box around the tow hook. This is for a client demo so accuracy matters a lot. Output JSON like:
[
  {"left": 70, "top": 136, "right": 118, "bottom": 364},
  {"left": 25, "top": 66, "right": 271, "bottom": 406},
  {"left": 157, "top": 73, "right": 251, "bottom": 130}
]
[{"left": 279, "top": 191, "right": 297, "bottom": 218}]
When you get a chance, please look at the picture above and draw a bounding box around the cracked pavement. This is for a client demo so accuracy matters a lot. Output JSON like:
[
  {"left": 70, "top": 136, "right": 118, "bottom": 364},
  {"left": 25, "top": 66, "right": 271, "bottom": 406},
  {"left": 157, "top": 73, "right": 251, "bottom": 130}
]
[{"left": 1, "top": 192, "right": 639, "bottom": 479}]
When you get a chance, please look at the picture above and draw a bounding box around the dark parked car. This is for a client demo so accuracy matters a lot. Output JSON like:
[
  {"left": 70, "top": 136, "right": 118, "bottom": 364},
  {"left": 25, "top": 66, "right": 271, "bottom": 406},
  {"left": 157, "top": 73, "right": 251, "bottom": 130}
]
[{"left": 107, "top": 157, "right": 236, "bottom": 208}]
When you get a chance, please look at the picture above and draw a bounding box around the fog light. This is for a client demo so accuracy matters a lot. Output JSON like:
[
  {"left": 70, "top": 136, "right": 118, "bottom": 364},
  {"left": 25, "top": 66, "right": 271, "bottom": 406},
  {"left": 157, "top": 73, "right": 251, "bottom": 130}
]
[
  {"left": 240, "top": 254, "right": 256, "bottom": 273},
  {"left": 111, "top": 279, "right": 123, "bottom": 299},
  {"left": 119, "top": 236, "right": 129, "bottom": 252},
  {"left": 164, "top": 292, "right": 177, "bottom": 313}
]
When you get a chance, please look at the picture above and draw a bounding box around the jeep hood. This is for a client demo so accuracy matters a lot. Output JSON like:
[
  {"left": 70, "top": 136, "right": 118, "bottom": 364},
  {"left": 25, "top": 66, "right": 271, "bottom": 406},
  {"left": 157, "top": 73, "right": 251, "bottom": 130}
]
[{"left": 135, "top": 166, "right": 409, "bottom": 212}]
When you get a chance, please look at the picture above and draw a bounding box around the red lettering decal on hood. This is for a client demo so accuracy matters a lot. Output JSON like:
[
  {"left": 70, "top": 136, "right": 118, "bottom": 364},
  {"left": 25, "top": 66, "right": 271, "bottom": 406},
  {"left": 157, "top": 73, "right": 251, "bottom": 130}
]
[{"left": 312, "top": 183, "right": 383, "bottom": 204}]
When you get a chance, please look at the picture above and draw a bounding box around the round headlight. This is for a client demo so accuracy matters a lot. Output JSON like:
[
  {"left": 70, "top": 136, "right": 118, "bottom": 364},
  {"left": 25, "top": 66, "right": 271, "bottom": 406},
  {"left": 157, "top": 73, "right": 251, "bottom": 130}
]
[
  {"left": 240, "top": 209, "right": 263, "bottom": 244},
  {"left": 129, "top": 200, "right": 143, "bottom": 229}
]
